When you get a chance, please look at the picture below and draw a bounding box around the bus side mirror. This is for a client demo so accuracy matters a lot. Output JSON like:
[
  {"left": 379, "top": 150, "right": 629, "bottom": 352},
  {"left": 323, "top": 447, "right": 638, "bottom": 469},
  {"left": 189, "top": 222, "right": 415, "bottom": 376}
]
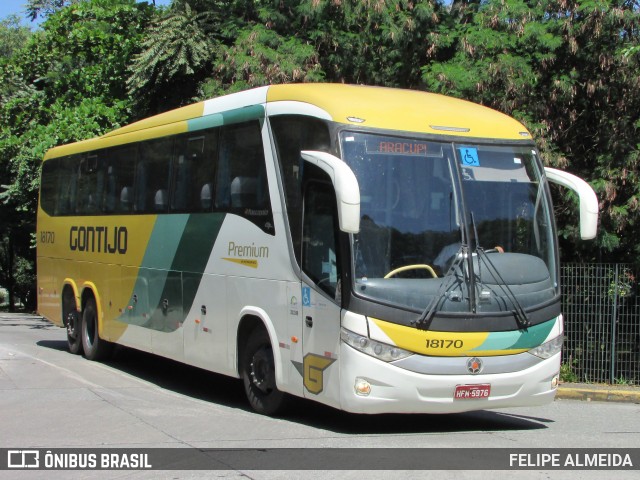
[
  {"left": 301, "top": 151, "right": 360, "bottom": 233},
  {"left": 544, "top": 167, "right": 599, "bottom": 240}
]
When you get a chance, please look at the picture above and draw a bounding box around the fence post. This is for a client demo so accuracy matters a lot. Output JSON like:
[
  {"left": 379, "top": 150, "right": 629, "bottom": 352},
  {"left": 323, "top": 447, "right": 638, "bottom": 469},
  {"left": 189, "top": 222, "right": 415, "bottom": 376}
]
[{"left": 610, "top": 264, "right": 618, "bottom": 384}]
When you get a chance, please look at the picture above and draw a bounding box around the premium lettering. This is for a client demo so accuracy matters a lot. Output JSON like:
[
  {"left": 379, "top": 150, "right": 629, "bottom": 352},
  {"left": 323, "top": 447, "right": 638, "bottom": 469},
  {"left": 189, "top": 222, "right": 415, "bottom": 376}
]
[
  {"left": 227, "top": 241, "right": 269, "bottom": 258},
  {"left": 69, "top": 226, "right": 127, "bottom": 254}
]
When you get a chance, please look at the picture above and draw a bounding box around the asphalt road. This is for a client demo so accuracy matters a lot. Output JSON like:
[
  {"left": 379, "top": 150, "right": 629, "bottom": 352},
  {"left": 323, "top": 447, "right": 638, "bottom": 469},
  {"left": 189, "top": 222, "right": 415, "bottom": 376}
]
[{"left": 1, "top": 313, "right": 638, "bottom": 479}]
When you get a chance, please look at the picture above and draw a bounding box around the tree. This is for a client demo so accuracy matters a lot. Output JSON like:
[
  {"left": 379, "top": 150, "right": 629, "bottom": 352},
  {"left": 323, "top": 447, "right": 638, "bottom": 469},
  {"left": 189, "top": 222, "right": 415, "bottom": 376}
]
[
  {"left": 25, "top": 0, "right": 82, "bottom": 21},
  {"left": 201, "top": 23, "right": 324, "bottom": 97},
  {"left": 2, "top": 0, "right": 153, "bottom": 205},
  {"left": 127, "top": 1, "right": 218, "bottom": 114},
  {"left": 296, "top": 0, "right": 448, "bottom": 88},
  {"left": 0, "top": 15, "right": 32, "bottom": 58},
  {"left": 422, "top": 0, "right": 640, "bottom": 262},
  {"left": 0, "top": 0, "right": 154, "bottom": 310},
  {"left": 128, "top": 1, "right": 451, "bottom": 113},
  {"left": 127, "top": 0, "right": 325, "bottom": 112}
]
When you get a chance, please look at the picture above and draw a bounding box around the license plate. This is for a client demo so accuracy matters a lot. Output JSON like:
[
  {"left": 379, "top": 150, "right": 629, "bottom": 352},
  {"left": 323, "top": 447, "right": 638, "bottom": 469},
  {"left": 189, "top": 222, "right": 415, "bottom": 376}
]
[{"left": 454, "top": 384, "right": 491, "bottom": 400}]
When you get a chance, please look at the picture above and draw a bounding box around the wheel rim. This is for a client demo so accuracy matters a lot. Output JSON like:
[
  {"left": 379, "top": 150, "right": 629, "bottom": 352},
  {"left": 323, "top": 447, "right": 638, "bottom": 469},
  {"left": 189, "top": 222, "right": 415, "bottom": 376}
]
[
  {"left": 249, "top": 346, "right": 275, "bottom": 394},
  {"left": 66, "top": 312, "right": 77, "bottom": 339}
]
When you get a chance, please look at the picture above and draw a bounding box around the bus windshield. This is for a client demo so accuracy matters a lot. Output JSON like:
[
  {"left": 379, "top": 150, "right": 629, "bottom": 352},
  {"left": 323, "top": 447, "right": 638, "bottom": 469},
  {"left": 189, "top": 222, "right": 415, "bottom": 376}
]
[{"left": 341, "top": 131, "right": 558, "bottom": 317}]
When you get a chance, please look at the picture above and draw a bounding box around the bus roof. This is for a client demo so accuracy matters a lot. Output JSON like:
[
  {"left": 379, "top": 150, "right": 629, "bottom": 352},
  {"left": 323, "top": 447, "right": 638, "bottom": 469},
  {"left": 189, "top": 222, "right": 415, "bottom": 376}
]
[
  {"left": 44, "top": 84, "right": 531, "bottom": 160},
  {"left": 266, "top": 84, "right": 530, "bottom": 140}
]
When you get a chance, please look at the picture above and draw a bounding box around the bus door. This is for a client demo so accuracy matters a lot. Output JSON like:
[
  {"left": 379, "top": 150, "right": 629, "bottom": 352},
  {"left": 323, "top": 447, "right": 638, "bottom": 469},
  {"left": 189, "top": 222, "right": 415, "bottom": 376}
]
[{"left": 300, "top": 180, "right": 342, "bottom": 407}]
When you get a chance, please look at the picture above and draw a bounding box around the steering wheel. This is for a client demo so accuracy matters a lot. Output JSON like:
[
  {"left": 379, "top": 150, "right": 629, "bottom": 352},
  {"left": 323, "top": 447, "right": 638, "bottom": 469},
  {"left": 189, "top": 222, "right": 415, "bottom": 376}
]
[
  {"left": 384, "top": 264, "right": 438, "bottom": 279},
  {"left": 485, "top": 245, "right": 505, "bottom": 254}
]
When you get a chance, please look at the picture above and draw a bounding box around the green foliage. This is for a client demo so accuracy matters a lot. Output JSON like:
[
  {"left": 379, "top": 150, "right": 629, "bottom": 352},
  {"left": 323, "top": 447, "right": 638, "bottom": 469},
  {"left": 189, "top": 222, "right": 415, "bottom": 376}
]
[
  {"left": 2, "top": 0, "right": 152, "bottom": 186},
  {"left": 560, "top": 360, "right": 580, "bottom": 383},
  {"left": 202, "top": 24, "right": 324, "bottom": 97},
  {"left": 25, "top": 0, "right": 82, "bottom": 21},
  {"left": 614, "top": 376, "right": 632, "bottom": 386},
  {"left": 0, "top": 15, "right": 33, "bottom": 59},
  {"left": 21, "top": 0, "right": 153, "bottom": 104},
  {"left": 423, "top": 0, "right": 640, "bottom": 262},
  {"left": 127, "top": 2, "right": 218, "bottom": 113},
  {"left": 297, "top": 0, "right": 446, "bottom": 87}
]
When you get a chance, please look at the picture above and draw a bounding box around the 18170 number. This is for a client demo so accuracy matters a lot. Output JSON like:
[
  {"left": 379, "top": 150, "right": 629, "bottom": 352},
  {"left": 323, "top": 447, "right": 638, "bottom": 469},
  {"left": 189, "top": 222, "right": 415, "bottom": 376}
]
[{"left": 426, "top": 339, "right": 463, "bottom": 349}]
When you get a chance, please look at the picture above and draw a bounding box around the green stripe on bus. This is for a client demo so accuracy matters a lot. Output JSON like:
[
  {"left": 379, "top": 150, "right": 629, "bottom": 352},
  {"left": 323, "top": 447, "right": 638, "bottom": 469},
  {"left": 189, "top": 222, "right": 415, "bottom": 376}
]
[
  {"left": 507, "top": 318, "right": 556, "bottom": 349},
  {"left": 141, "top": 215, "right": 190, "bottom": 270},
  {"left": 147, "top": 213, "right": 225, "bottom": 332},
  {"left": 122, "top": 213, "right": 226, "bottom": 332},
  {"left": 472, "top": 318, "right": 556, "bottom": 352},
  {"left": 119, "top": 215, "right": 189, "bottom": 328},
  {"left": 188, "top": 113, "right": 224, "bottom": 132},
  {"left": 187, "top": 104, "right": 265, "bottom": 132},
  {"left": 169, "top": 213, "right": 225, "bottom": 319},
  {"left": 170, "top": 213, "right": 225, "bottom": 274}
]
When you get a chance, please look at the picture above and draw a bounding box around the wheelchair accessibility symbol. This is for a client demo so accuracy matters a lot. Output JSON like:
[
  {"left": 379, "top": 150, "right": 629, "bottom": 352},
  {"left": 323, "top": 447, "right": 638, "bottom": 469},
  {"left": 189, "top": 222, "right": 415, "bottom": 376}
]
[
  {"left": 302, "top": 287, "right": 311, "bottom": 307},
  {"left": 459, "top": 147, "right": 480, "bottom": 166}
]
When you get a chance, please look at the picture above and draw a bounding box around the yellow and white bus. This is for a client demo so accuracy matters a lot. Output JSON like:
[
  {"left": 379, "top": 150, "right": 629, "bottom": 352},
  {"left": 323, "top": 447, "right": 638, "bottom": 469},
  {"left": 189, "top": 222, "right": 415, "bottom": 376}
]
[{"left": 37, "top": 84, "right": 598, "bottom": 415}]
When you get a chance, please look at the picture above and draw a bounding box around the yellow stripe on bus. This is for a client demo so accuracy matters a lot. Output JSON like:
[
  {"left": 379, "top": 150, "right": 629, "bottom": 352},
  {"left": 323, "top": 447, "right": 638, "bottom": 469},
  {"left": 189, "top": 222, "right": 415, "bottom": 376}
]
[
  {"left": 267, "top": 84, "right": 528, "bottom": 140},
  {"left": 371, "top": 317, "right": 490, "bottom": 357},
  {"left": 370, "top": 317, "right": 530, "bottom": 357},
  {"left": 44, "top": 122, "right": 190, "bottom": 160}
]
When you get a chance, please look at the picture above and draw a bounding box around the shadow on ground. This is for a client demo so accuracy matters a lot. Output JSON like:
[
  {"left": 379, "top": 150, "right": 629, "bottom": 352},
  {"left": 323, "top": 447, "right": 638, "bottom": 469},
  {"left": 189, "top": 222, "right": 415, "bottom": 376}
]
[{"left": 35, "top": 338, "right": 552, "bottom": 435}]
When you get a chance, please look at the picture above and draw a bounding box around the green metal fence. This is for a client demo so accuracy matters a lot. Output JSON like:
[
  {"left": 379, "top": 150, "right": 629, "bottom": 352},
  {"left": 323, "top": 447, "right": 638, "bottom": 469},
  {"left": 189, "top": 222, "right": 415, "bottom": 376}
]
[{"left": 561, "top": 263, "right": 639, "bottom": 385}]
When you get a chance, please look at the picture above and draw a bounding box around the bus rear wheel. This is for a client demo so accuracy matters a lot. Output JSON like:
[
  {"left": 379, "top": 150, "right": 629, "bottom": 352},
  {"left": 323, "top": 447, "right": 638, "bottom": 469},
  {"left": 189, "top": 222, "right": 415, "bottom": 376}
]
[
  {"left": 81, "top": 297, "right": 113, "bottom": 361},
  {"left": 65, "top": 310, "right": 82, "bottom": 355},
  {"left": 242, "top": 328, "right": 288, "bottom": 416}
]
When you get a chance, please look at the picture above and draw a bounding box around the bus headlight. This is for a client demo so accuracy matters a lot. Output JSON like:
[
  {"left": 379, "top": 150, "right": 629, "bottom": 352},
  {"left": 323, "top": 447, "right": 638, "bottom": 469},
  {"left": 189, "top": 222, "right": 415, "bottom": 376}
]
[
  {"left": 340, "top": 327, "right": 413, "bottom": 362},
  {"left": 528, "top": 334, "right": 564, "bottom": 359}
]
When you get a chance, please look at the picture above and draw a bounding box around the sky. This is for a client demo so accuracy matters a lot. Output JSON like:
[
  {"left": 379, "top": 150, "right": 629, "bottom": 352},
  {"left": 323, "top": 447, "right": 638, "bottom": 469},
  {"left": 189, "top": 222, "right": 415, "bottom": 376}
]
[{"left": 0, "top": 0, "right": 172, "bottom": 28}]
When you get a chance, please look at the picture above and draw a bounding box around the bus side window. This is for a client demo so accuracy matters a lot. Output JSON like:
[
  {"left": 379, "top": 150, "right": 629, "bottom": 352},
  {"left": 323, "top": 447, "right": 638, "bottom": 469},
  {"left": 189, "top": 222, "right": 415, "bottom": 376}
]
[
  {"left": 39, "top": 160, "right": 56, "bottom": 215},
  {"left": 172, "top": 154, "right": 191, "bottom": 211},
  {"left": 76, "top": 154, "right": 103, "bottom": 214},
  {"left": 302, "top": 177, "right": 341, "bottom": 300},
  {"left": 217, "top": 121, "right": 270, "bottom": 211},
  {"left": 133, "top": 160, "right": 147, "bottom": 212},
  {"left": 104, "top": 166, "right": 117, "bottom": 213},
  {"left": 41, "top": 157, "right": 75, "bottom": 216},
  {"left": 270, "top": 115, "right": 331, "bottom": 266},
  {"left": 171, "top": 131, "right": 217, "bottom": 213},
  {"left": 106, "top": 145, "right": 137, "bottom": 214},
  {"left": 67, "top": 159, "right": 78, "bottom": 215},
  {"left": 135, "top": 137, "right": 173, "bottom": 214},
  {"left": 216, "top": 133, "right": 232, "bottom": 208}
]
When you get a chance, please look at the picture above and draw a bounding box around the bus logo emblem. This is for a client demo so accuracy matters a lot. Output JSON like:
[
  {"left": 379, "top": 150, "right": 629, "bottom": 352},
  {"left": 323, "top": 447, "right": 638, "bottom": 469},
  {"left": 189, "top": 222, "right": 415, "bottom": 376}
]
[
  {"left": 303, "top": 353, "right": 336, "bottom": 395},
  {"left": 467, "top": 357, "right": 483, "bottom": 375}
]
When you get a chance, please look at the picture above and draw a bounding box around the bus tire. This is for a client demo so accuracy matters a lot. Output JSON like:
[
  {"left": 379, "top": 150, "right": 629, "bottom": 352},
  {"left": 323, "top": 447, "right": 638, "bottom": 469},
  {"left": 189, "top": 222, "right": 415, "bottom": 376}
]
[
  {"left": 242, "top": 328, "right": 288, "bottom": 416},
  {"left": 66, "top": 310, "right": 82, "bottom": 355},
  {"left": 81, "top": 297, "right": 113, "bottom": 361}
]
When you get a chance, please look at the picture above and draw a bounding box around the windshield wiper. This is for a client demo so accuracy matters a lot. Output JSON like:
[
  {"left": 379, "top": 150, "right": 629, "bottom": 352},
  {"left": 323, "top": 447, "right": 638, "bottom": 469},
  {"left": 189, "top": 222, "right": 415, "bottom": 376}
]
[
  {"left": 413, "top": 244, "right": 466, "bottom": 330},
  {"left": 476, "top": 248, "right": 531, "bottom": 328},
  {"left": 469, "top": 212, "right": 531, "bottom": 329}
]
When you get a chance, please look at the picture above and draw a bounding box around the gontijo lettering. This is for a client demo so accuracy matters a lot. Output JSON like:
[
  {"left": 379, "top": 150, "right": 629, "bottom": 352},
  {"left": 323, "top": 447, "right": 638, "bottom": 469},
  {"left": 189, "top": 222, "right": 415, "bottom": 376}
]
[{"left": 69, "top": 226, "right": 127, "bottom": 254}]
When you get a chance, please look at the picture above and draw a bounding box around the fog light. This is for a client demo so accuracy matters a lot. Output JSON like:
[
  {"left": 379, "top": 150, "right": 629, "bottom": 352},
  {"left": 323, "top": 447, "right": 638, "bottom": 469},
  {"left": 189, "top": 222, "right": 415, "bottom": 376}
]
[
  {"left": 551, "top": 375, "right": 559, "bottom": 389},
  {"left": 355, "top": 379, "right": 371, "bottom": 396}
]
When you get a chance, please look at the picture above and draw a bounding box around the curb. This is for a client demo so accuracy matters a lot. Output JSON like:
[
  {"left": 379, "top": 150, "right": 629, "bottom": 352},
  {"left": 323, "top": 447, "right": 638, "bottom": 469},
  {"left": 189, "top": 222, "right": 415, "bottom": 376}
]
[{"left": 556, "top": 386, "right": 640, "bottom": 404}]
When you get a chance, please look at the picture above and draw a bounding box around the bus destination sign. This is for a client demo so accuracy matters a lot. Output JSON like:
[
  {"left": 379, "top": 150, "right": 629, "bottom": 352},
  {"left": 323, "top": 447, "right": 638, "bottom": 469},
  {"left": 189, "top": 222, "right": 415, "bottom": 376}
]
[{"left": 366, "top": 140, "right": 429, "bottom": 156}]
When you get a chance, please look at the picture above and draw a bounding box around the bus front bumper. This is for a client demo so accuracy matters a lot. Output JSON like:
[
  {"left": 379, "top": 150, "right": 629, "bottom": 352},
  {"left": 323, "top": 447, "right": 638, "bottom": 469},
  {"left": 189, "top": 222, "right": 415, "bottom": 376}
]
[{"left": 339, "top": 343, "right": 560, "bottom": 414}]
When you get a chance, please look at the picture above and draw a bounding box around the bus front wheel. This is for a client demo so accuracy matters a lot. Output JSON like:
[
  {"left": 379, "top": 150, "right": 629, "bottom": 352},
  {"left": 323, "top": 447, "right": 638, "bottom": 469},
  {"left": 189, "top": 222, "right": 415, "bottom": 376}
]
[
  {"left": 241, "top": 328, "right": 288, "bottom": 416},
  {"left": 81, "top": 297, "right": 113, "bottom": 361}
]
